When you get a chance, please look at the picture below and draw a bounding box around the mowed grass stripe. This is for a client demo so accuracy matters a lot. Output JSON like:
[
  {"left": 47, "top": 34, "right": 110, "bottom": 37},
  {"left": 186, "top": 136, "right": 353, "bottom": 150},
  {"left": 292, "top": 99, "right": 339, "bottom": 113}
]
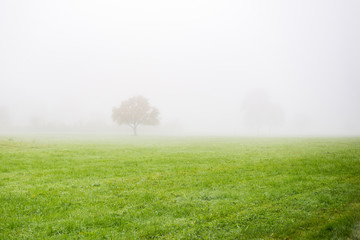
[{"left": 0, "top": 137, "right": 359, "bottom": 239}]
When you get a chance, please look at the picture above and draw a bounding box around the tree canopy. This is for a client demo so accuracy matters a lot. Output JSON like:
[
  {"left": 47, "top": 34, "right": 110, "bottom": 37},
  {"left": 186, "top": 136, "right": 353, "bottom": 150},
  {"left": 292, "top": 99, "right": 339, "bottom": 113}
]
[{"left": 112, "top": 96, "right": 159, "bottom": 135}]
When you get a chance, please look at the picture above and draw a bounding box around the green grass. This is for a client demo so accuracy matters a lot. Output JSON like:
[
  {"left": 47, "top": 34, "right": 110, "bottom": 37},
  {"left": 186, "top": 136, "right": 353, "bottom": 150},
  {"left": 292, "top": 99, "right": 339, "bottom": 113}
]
[{"left": 0, "top": 136, "right": 360, "bottom": 239}]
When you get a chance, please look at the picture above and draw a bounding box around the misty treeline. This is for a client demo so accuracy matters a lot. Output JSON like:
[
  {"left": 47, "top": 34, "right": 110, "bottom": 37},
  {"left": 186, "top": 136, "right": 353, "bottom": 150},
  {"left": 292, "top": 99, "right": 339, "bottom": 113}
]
[{"left": 0, "top": 91, "right": 286, "bottom": 135}]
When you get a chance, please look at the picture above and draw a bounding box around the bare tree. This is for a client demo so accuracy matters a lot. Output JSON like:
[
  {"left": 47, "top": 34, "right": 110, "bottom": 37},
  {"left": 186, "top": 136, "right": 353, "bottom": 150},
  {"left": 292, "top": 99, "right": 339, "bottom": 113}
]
[{"left": 112, "top": 96, "right": 159, "bottom": 135}]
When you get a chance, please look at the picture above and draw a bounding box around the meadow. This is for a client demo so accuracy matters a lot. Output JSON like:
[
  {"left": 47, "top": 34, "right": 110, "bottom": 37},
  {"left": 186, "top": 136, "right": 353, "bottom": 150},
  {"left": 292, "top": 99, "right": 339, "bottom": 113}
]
[{"left": 0, "top": 136, "right": 359, "bottom": 239}]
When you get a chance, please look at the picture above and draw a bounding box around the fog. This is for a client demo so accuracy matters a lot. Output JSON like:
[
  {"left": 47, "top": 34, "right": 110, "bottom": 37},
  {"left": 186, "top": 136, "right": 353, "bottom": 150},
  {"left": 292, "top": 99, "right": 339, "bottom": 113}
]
[{"left": 1, "top": 0, "right": 359, "bottom": 136}]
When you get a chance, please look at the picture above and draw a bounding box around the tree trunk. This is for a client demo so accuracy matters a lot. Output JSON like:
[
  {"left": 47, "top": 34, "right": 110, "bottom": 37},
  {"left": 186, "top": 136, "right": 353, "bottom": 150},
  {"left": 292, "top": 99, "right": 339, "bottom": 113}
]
[{"left": 133, "top": 125, "right": 137, "bottom": 136}]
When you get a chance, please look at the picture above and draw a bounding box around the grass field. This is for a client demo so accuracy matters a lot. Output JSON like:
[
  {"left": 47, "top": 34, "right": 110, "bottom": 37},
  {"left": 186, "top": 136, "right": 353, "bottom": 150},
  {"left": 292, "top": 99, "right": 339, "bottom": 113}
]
[{"left": 0, "top": 136, "right": 360, "bottom": 239}]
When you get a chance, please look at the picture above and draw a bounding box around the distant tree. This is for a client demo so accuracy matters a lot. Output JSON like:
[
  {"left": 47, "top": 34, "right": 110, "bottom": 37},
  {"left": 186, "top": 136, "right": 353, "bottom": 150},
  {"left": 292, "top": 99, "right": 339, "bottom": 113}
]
[
  {"left": 112, "top": 96, "right": 160, "bottom": 135},
  {"left": 0, "top": 106, "right": 10, "bottom": 129},
  {"left": 242, "top": 89, "right": 283, "bottom": 134}
]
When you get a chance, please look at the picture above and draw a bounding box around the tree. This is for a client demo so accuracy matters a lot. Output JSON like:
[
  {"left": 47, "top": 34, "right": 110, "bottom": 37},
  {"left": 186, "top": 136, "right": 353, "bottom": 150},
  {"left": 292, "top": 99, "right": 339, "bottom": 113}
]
[
  {"left": 0, "top": 106, "right": 10, "bottom": 129},
  {"left": 242, "top": 89, "right": 283, "bottom": 134},
  {"left": 112, "top": 96, "right": 160, "bottom": 135}
]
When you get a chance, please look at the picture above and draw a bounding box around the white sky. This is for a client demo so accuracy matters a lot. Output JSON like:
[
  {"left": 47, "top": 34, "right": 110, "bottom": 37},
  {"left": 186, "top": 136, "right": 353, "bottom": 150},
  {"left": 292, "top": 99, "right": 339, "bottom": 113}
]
[{"left": 1, "top": 0, "right": 359, "bottom": 135}]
